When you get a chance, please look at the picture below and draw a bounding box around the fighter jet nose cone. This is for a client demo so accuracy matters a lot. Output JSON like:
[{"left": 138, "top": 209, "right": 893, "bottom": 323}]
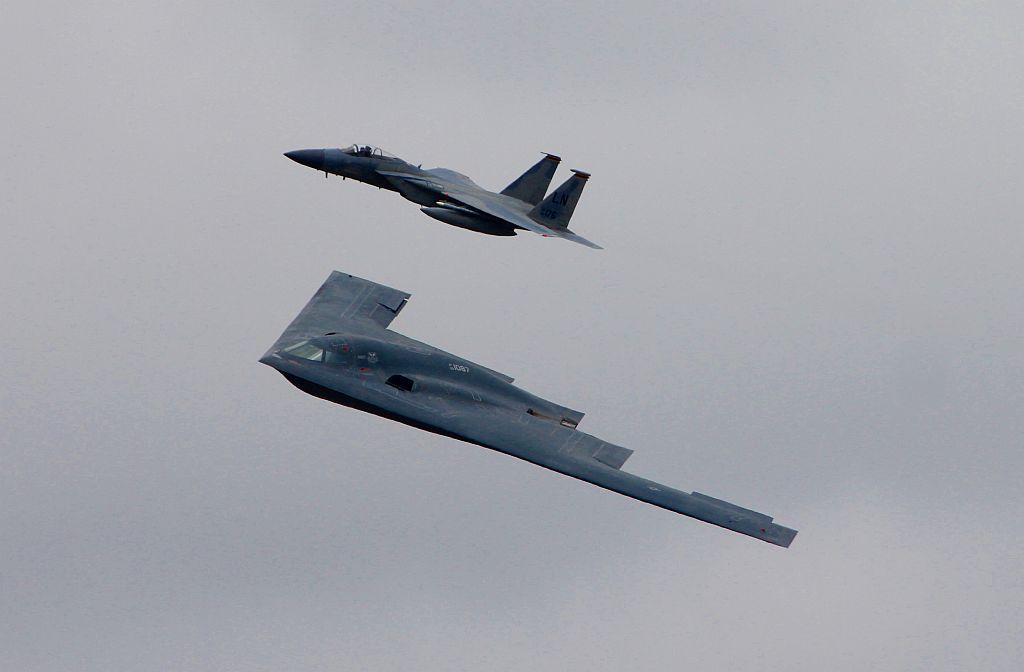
[{"left": 284, "top": 148, "right": 325, "bottom": 171}]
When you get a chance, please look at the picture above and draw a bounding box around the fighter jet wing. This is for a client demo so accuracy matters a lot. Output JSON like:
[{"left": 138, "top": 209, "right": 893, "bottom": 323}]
[
  {"left": 375, "top": 170, "right": 602, "bottom": 248},
  {"left": 377, "top": 171, "right": 447, "bottom": 193},
  {"left": 262, "top": 272, "right": 409, "bottom": 357},
  {"left": 442, "top": 189, "right": 604, "bottom": 250}
]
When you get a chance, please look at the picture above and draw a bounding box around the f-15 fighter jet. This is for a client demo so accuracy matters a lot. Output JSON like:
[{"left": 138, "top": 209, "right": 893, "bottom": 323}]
[
  {"left": 285, "top": 145, "right": 601, "bottom": 249},
  {"left": 261, "top": 270, "right": 797, "bottom": 547}
]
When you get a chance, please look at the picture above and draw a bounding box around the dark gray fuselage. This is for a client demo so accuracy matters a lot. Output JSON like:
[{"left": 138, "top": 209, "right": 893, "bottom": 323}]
[
  {"left": 261, "top": 271, "right": 795, "bottom": 546},
  {"left": 266, "top": 322, "right": 581, "bottom": 445},
  {"left": 286, "top": 148, "right": 534, "bottom": 236}
]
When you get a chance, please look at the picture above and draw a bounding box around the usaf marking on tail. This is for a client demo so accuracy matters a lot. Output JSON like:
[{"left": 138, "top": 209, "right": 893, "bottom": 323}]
[{"left": 285, "top": 145, "right": 601, "bottom": 249}]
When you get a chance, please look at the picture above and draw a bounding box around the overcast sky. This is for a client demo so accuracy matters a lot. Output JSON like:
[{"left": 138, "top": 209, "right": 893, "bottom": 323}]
[{"left": 3, "top": 2, "right": 1023, "bottom": 670}]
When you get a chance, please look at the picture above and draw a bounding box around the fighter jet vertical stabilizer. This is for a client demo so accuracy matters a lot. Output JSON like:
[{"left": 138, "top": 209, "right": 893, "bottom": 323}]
[
  {"left": 501, "top": 153, "right": 561, "bottom": 205},
  {"left": 529, "top": 169, "right": 589, "bottom": 230}
]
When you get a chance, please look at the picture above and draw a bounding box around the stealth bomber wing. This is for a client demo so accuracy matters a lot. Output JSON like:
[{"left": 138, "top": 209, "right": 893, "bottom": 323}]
[
  {"left": 261, "top": 271, "right": 797, "bottom": 547},
  {"left": 284, "top": 144, "right": 601, "bottom": 249}
]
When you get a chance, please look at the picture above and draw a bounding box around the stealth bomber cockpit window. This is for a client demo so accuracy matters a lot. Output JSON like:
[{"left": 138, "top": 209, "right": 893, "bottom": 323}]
[
  {"left": 324, "top": 343, "right": 351, "bottom": 365},
  {"left": 282, "top": 340, "right": 324, "bottom": 361}
]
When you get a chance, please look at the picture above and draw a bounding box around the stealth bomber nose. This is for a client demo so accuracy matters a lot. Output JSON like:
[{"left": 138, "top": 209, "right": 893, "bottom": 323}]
[{"left": 284, "top": 148, "right": 325, "bottom": 171}]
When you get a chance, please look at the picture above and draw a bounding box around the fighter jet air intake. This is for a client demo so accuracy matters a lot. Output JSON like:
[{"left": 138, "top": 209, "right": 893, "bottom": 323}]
[
  {"left": 261, "top": 271, "right": 798, "bottom": 547},
  {"left": 285, "top": 145, "right": 601, "bottom": 249}
]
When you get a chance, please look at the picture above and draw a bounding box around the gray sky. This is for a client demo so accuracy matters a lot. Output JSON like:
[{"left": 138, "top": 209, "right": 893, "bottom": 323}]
[{"left": 2, "top": 2, "right": 1023, "bottom": 670}]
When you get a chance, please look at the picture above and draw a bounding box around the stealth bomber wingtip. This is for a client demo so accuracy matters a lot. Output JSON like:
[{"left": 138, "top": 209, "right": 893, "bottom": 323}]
[{"left": 689, "top": 492, "right": 798, "bottom": 547}]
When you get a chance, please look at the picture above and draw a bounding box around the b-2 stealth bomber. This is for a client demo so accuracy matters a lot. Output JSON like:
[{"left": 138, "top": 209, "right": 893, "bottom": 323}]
[
  {"left": 261, "top": 271, "right": 797, "bottom": 547},
  {"left": 285, "top": 145, "right": 601, "bottom": 249}
]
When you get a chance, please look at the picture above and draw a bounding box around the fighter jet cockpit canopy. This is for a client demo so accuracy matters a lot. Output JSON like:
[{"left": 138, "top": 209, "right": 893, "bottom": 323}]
[{"left": 339, "top": 144, "right": 399, "bottom": 159}]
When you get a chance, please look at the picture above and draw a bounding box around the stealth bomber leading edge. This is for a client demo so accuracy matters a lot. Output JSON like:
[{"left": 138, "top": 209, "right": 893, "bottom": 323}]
[
  {"left": 285, "top": 144, "right": 601, "bottom": 248},
  {"left": 261, "top": 271, "right": 797, "bottom": 547}
]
